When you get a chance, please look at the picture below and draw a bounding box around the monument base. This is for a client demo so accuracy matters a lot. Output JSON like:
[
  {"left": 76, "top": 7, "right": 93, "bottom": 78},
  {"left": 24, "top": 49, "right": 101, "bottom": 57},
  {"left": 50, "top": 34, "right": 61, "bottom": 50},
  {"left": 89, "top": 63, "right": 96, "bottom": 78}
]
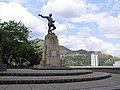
[{"left": 41, "top": 33, "right": 61, "bottom": 67}]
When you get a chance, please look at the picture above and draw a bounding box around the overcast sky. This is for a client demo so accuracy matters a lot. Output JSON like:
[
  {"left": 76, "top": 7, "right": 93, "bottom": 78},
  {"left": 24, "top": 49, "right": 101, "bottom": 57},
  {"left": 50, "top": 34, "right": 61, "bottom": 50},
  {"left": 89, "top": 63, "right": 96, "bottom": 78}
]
[{"left": 0, "top": 0, "right": 120, "bottom": 57}]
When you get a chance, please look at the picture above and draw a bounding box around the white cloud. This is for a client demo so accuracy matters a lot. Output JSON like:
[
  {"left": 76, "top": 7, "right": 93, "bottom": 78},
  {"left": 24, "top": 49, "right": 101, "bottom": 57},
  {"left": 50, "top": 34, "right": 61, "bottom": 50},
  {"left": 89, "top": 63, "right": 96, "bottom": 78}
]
[
  {"left": 41, "top": 0, "right": 99, "bottom": 18},
  {"left": 104, "top": 0, "right": 120, "bottom": 15},
  {"left": 58, "top": 29, "right": 120, "bottom": 57},
  {"left": 8, "top": 0, "right": 27, "bottom": 4},
  {"left": 105, "top": 34, "right": 120, "bottom": 39},
  {"left": 70, "top": 13, "right": 107, "bottom": 23},
  {"left": 113, "top": 44, "right": 120, "bottom": 57},
  {"left": 98, "top": 15, "right": 120, "bottom": 39},
  {"left": 55, "top": 22, "right": 69, "bottom": 34},
  {"left": 86, "top": 37, "right": 116, "bottom": 53},
  {"left": 71, "top": 13, "right": 120, "bottom": 39},
  {"left": 58, "top": 27, "right": 92, "bottom": 50},
  {"left": 0, "top": 2, "right": 46, "bottom": 39},
  {"left": 59, "top": 34, "right": 87, "bottom": 50},
  {"left": 77, "top": 27, "right": 91, "bottom": 38}
]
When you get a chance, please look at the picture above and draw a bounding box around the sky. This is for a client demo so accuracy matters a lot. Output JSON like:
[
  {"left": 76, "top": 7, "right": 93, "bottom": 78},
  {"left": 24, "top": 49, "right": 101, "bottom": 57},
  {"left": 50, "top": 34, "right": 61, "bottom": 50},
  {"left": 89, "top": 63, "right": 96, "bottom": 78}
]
[{"left": 0, "top": 0, "right": 120, "bottom": 57}]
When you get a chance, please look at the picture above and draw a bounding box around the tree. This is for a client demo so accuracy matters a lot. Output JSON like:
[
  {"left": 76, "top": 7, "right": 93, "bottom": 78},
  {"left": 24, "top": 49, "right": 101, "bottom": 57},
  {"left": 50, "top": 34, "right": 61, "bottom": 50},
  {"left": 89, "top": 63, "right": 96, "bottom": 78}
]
[
  {"left": 30, "top": 38, "right": 43, "bottom": 65},
  {"left": 0, "top": 20, "right": 40, "bottom": 67}
]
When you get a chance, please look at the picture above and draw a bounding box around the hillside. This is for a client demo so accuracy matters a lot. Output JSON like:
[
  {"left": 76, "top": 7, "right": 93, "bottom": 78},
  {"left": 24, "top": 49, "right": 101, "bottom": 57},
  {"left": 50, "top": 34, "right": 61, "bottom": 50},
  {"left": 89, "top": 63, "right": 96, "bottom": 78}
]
[
  {"left": 30, "top": 39, "right": 120, "bottom": 66},
  {"left": 61, "top": 48, "right": 120, "bottom": 66},
  {"left": 60, "top": 46, "right": 72, "bottom": 54}
]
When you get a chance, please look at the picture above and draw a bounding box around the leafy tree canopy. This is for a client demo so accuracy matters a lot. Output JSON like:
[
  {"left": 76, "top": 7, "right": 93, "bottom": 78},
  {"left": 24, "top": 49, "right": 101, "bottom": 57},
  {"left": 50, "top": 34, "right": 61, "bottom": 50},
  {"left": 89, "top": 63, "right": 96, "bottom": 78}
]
[{"left": 0, "top": 20, "right": 41, "bottom": 67}]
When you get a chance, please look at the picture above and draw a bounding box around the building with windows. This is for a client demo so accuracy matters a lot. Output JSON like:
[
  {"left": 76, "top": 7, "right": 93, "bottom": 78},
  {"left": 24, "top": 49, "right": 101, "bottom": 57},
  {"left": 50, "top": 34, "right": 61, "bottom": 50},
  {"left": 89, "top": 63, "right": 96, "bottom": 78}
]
[{"left": 91, "top": 54, "right": 99, "bottom": 66}]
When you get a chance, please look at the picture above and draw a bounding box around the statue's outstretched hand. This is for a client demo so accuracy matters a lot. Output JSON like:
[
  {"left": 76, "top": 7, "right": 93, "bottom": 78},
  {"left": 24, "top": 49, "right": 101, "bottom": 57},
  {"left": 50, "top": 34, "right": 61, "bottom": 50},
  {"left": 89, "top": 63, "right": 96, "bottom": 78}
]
[{"left": 38, "top": 14, "right": 42, "bottom": 17}]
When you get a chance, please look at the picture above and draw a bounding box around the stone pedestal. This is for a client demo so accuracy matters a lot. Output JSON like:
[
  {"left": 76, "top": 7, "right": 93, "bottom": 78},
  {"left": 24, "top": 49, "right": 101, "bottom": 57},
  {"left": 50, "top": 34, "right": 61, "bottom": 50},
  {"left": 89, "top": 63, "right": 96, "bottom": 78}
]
[{"left": 41, "top": 33, "right": 61, "bottom": 66}]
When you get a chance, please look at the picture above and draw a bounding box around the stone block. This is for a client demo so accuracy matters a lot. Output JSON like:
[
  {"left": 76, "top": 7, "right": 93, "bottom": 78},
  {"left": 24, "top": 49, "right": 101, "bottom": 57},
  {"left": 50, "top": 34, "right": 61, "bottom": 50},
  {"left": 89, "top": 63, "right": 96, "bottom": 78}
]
[{"left": 41, "top": 33, "right": 61, "bottom": 66}]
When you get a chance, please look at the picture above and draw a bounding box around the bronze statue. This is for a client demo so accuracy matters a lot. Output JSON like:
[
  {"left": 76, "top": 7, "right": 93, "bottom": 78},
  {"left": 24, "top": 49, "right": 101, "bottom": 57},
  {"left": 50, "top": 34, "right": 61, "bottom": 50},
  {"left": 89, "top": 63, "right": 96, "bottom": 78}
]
[{"left": 38, "top": 13, "right": 56, "bottom": 34}]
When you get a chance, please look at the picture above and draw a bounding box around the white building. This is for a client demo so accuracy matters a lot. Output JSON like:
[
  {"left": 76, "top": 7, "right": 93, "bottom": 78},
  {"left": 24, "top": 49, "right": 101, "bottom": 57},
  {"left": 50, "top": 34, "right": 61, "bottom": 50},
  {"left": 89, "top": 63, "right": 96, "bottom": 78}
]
[
  {"left": 91, "top": 54, "right": 99, "bottom": 66},
  {"left": 113, "top": 61, "right": 120, "bottom": 67}
]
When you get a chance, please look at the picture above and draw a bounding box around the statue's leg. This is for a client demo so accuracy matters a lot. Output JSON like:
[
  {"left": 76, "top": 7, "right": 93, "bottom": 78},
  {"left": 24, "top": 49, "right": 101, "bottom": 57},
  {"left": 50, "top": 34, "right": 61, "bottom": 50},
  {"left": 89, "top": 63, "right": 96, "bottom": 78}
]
[
  {"left": 48, "top": 26, "right": 51, "bottom": 34},
  {"left": 53, "top": 26, "right": 56, "bottom": 30},
  {"left": 51, "top": 24, "right": 56, "bottom": 30},
  {"left": 48, "top": 25, "right": 51, "bottom": 30}
]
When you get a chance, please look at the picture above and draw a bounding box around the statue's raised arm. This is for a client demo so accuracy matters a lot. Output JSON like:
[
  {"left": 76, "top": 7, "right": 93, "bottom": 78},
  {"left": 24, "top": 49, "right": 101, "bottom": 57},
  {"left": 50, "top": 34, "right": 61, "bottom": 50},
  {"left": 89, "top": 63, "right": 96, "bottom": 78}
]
[
  {"left": 38, "top": 14, "right": 48, "bottom": 18},
  {"left": 38, "top": 13, "right": 56, "bottom": 34}
]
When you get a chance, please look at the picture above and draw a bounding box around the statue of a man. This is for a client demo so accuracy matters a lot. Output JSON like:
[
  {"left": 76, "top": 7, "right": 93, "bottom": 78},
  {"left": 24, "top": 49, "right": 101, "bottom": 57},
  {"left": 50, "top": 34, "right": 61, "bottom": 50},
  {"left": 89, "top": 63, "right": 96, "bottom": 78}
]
[{"left": 38, "top": 13, "right": 56, "bottom": 34}]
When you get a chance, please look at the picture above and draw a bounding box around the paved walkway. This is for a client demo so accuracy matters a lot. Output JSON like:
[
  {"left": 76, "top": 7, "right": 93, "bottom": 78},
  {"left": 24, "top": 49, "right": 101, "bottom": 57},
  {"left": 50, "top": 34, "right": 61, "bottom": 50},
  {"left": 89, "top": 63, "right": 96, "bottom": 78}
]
[{"left": 0, "top": 73, "right": 120, "bottom": 90}]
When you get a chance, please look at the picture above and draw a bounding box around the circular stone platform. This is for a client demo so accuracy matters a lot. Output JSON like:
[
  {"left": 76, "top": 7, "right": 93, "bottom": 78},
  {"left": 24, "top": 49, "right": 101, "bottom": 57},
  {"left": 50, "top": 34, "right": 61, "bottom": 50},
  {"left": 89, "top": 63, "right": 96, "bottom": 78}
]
[
  {"left": 0, "top": 69, "right": 93, "bottom": 76},
  {"left": 31, "top": 66, "right": 74, "bottom": 70},
  {"left": 0, "top": 69, "right": 111, "bottom": 84}
]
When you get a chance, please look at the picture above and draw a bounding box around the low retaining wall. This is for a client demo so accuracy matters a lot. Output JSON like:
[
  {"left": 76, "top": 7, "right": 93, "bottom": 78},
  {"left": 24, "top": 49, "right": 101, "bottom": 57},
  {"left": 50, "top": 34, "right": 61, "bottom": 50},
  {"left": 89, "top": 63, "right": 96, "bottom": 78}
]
[
  {"left": 0, "top": 64, "right": 7, "bottom": 72},
  {"left": 70, "top": 66, "right": 120, "bottom": 74}
]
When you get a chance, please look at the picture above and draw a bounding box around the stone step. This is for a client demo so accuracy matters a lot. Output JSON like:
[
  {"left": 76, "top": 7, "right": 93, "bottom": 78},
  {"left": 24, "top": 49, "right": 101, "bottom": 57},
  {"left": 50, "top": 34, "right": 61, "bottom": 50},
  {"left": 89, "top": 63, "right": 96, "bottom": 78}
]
[
  {"left": 31, "top": 66, "right": 74, "bottom": 70},
  {"left": 0, "top": 69, "right": 93, "bottom": 76},
  {"left": 0, "top": 72, "right": 111, "bottom": 84}
]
